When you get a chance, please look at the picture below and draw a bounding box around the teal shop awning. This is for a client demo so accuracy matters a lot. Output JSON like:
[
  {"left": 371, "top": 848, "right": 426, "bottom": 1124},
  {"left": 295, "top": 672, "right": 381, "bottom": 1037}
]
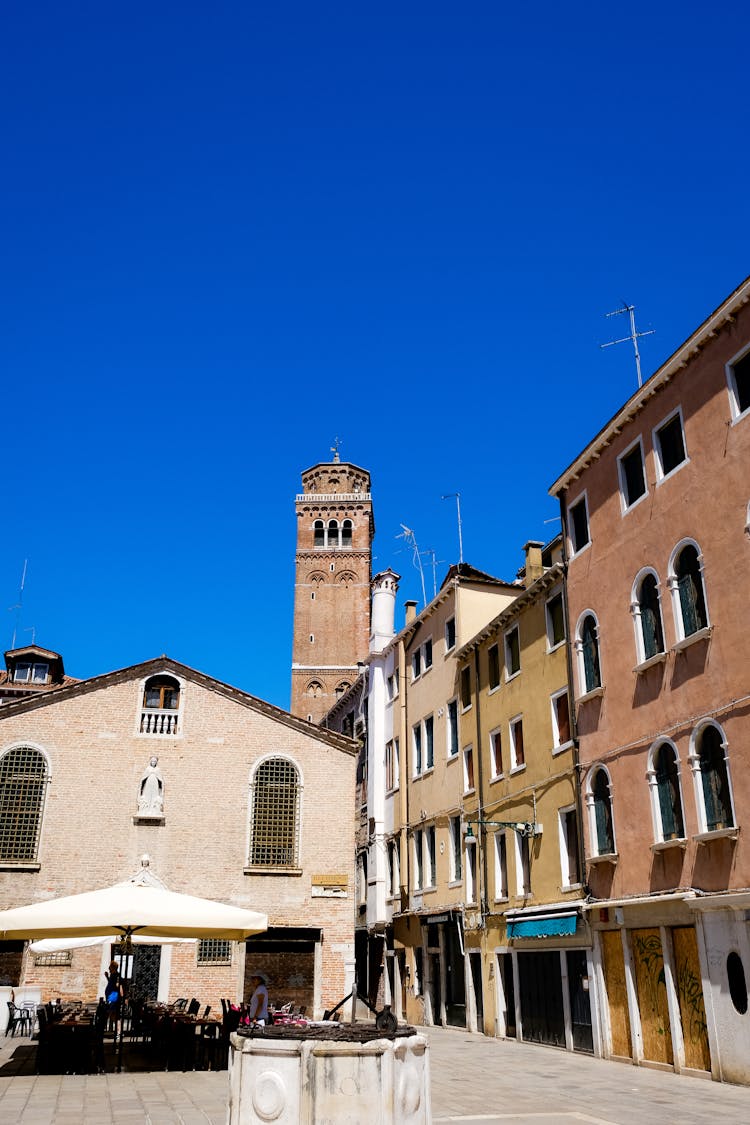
[{"left": 507, "top": 913, "right": 577, "bottom": 938}]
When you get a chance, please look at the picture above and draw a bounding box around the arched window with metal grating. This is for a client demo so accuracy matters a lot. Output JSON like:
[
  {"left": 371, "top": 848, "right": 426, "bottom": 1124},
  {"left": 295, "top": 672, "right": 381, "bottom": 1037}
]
[
  {"left": 249, "top": 758, "right": 301, "bottom": 868},
  {"left": 0, "top": 746, "right": 48, "bottom": 862}
]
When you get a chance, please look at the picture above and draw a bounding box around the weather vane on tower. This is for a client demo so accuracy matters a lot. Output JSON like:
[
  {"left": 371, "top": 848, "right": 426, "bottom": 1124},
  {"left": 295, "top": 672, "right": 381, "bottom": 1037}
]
[{"left": 330, "top": 436, "right": 342, "bottom": 463}]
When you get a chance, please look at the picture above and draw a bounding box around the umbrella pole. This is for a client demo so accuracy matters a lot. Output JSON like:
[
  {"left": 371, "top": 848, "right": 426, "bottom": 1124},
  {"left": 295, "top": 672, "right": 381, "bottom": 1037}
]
[{"left": 116, "top": 929, "right": 133, "bottom": 1073}]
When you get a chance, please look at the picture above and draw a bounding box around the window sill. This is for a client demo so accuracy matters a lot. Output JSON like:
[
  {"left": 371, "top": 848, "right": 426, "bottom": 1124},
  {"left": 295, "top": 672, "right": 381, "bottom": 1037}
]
[
  {"left": 244, "top": 866, "right": 303, "bottom": 877},
  {"left": 561, "top": 882, "right": 584, "bottom": 892},
  {"left": 546, "top": 639, "right": 566, "bottom": 654},
  {"left": 132, "top": 815, "right": 165, "bottom": 826},
  {"left": 448, "top": 879, "right": 463, "bottom": 889},
  {"left": 552, "top": 740, "right": 575, "bottom": 757},
  {"left": 413, "top": 767, "right": 434, "bottom": 781},
  {"left": 672, "top": 626, "right": 712, "bottom": 654},
  {"left": 447, "top": 752, "right": 459, "bottom": 763},
  {"left": 569, "top": 540, "right": 591, "bottom": 561},
  {"left": 0, "top": 861, "right": 41, "bottom": 872},
  {"left": 490, "top": 772, "right": 505, "bottom": 783},
  {"left": 463, "top": 786, "right": 476, "bottom": 797},
  {"left": 488, "top": 684, "right": 501, "bottom": 696},
  {"left": 588, "top": 852, "right": 618, "bottom": 865},
  {"left": 423, "top": 885, "right": 438, "bottom": 895},
  {"left": 385, "top": 786, "right": 400, "bottom": 797},
  {"left": 651, "top": 838, "right": 688, "bottom": 853},
  {"left": 509, "top": 765, "right": 526, "bottom": 777},
  {"left": 576, "top": 685, "right": 604, "bottom": 705},
  {"left": 693, "top": 827, "right": 739, "bottom": 845},
  {"left": 634, "top": 651, "right": 667, "bottom": 674},
  {"left": 655, "top": 457, "right": 690, "bottom": 487},
  {"left": 505, "top": 670, "right": 521, "bottom": 684},
  {"left": 493, "top": 896, "right": 509, "bottom": 905},
  {"left": 461, "top": 705, "right": 473, "bottom": 714}
]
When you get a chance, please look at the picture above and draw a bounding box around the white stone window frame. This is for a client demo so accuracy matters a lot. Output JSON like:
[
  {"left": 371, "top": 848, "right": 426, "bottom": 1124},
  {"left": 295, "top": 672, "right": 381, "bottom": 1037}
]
[
  {"left": 444, "top": 616, "right": 456, "bottom": 653},
  {"left": 645, "top": 737, "right": 687, "bottom": 846},
  {"left": 585, "top": 764, "right": 617, "bottom": 858},
  {"left": 460, "top": 665, "right": 472, "bottom": 713},
  {"left": 487, "top": 642, "right": 501, "bottom": 693},
  {"left": 726, "top": 341, "right": 750, "bottom": 424},
  {"left": 617, "top": 434, "right": 649, "bottom": 515},
  {"left": 550, "top": 688, "right": 573, "bottom": 755},
  {"left": 411, "top": 647, "right": 422, "bottom": 682},
  {"left": 462, "top": 744, "right": 475, "bottom": 794},
  {"left": 446, "top": 697, "right": 459, "bottom": 760},
  {"left": 245, "top": 753, "right": 304, "bottom": 873},
  {"left": 566, "top": 490, "right": 591, "bottom": 558},
  {"left": 508, "top": 714, "right": 525, "bottom": 775},
  {"left": 514, "top": 829, "right": 531, "bottom": 897},
  {"left": 652, "top": 404, "right": 689, "bottom": 486},
  {"left": 421, "top": 636, "right": 433, "bottom": 674},
  {"left": 493, "top": 829, "right": 508, "bottom": 902},
  {"left": 557, "top": 804, "right": 580, "bottom": 889},
  {"left": 687, "top": 719, "right": 737, "bottom": 836},
  {"left": 386, "top": 837, "right": 400, "bottom": 900},
  {"left": 544, "top": 587, "right": 566, "bottom": 653},
  {"left": 488, "top": 725, "right": 504, "bottom": 780},
  {"left": 448, "top": 815, "right": 462, "bottom": 884},
  {"left": 666, "top": 537, "right": 711, "bottom": 645},
  {"left": 464, "top": 833, "right": 478, "bottom": 905},
  {"left": 413, "top": 829, "right": 424, "bottom": 892},
  {"left": 412, "top": 722, "right": 423, "bottom": 778},
  {"left": 504, "top": 623, "right": 521, "bottom": 682},
  {"left": 137, "top": 671, "right": 185, "bottom": 739},
  {"left": 630, "top": 566, "right": 667, "bottom": 667},
  {"left": 0, "top": 740, "right": 52, "bottom": 870},
  {"left": 385, "top": 737, "right": 400, "bottom": 794},
  {"left": 424, "top": 824, "right": 437, "bottom": 889},
  {"left": 574, "top": 609, "right": 604, "bottom": 701}
]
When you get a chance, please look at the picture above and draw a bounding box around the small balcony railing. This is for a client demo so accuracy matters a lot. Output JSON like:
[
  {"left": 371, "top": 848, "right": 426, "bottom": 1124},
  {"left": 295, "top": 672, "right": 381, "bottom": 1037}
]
[{"left": 140, "top": 708, "right": 179, "bottom": 736}]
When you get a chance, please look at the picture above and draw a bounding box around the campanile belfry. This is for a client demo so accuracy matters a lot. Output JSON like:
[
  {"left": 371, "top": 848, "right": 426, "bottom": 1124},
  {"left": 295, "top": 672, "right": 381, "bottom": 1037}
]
[{"left": 290, "top": 453, "right": 374, "bottom": 723}]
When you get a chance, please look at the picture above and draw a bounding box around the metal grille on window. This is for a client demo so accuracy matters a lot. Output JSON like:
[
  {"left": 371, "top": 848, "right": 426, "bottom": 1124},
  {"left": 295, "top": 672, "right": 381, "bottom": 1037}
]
[
  {"left": 33, "top": 950, "right": 72, "bottom": 967},
  {"left": 198, "top": 939, "right": 232, "bottom": 965},
  {"left": 250, "top": 758, "right": 300, "bottom": 867},
  {"left": 0, "top": 747, "right": 47, "bottom": 861},
  {"left": 639, "top": 575, "right": 665, "bottom": 658}
]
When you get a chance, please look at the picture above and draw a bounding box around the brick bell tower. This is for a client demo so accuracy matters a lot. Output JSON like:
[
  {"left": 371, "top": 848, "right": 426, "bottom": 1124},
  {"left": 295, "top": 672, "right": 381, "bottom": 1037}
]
[{"left": 291, "top": 451, "right": 374, "bottom": 723}]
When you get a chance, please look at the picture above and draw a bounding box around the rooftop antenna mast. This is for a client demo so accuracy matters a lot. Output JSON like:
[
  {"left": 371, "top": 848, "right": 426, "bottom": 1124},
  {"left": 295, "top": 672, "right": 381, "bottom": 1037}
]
[
  {"left": 8, "top": 558, "right": 28, "bottom": 650},
  {"left": 600, "top": 301, "right": 655, "bottom": 388},
  {"left": 330, "top": 436, "right": 342, "bottom": 463},
  {"left": 397, "top": 525, "right": 427, "bottom": 607},
  {"left": 421, "top": 549, "right": 445, "bottom": 599},
  {"left": 441, "top": 493, "right": 464, "bottom": 564}
]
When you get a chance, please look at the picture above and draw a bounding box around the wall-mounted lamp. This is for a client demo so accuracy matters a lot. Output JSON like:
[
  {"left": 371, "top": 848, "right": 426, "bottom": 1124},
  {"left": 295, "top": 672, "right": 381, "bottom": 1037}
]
[{"left": 464, "top": 817, "right": 536, "bottom": 838}]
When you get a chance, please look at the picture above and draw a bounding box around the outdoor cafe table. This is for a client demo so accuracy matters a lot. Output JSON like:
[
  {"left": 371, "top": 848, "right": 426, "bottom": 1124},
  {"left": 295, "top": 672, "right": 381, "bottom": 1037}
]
[{"left": 44, "top": 1012, "right": 96, "bottom": 1074}]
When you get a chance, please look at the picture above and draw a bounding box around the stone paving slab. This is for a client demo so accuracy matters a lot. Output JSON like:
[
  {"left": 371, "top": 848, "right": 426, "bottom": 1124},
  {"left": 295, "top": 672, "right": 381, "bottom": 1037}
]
[{"left": 2, "top": 1024, "right": 750, "bottom": 1123}]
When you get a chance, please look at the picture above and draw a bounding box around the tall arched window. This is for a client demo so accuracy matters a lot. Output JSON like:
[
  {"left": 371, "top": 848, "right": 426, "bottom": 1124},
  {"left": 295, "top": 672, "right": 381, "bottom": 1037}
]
[
  {"left": 633, "top": 571, "right": 665, "bottom": 662},
  {"left": 576, "top": 613, "right": 602, "bottom": 695},
  {"left": 691, "top": 723, "right": 734, "bottom": 833},
  {"left": 0, "top": 747, "right": 48, "bottom": 862},
  {"left": 327, "top": 519, "right": 340, "bottom": 547},
  {"left": 341, "top": 519, "right": 353, "bottom": 548},
  {"left": 648, "top": 741, "right": 685, "bottom": 842},
  {"left": 669, "top": 541, "right": 709, "bottom": 641},
  {"left": 249, "top": 758, "right": 301, "bottom": 868},
  {"left": 588, "top": 767, "right": 615, "bottom": 856},
  {"left": 313, "top": 520, "right": 325, "bottom": 548}
]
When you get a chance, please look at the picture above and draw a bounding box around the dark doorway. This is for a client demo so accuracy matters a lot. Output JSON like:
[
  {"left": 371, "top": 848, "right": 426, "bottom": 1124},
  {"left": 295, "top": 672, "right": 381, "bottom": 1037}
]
[
  {"left": 499, "top": 953, "right": 516, "bottom": 1038},
  {"left": 429, "top": 953, "right": 441, "bottom": 1025},
  {"left": 444, "top": 922, "right": 466, "bottom": 1027},
  {"left": 469, "top": 951, "right": 484, "bottom": 1031},
  {"left": 111, "top": 943, "right": 162, "bottom": 1002},
  {"left": 567, "top": 950, "right": 594, "bottom": 1053},
  {"left": 518, "top": 951, "right": 565, "bottom": 1047},
  {"left": 245, "top": 927, "right": 320, "bottom": 1012}
]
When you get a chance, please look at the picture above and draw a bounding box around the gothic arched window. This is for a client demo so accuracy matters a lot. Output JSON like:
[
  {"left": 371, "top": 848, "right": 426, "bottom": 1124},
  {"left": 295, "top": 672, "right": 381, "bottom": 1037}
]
[
  {"left": 249, "top": 758, "right": 301, "bottom": 868},
  {"left": 0, "top": 746, "right": 48, "bottom": 862},
  {"left": 692, "top": 723, "right": 734, "bottom": 833},
  {"left": 648, "top": 741, "right": 685, "bottom": 842},
  {"left": 576, "top": 613, "right": 602, "bottom": 695},
  {"left": 633, "top": 571, "right": 665, "bottom": 662},
  {"left": 588, "top": 767, "right": 615, "bottom": 856},
  {"left": 669, "top": 541, "right": 709, "bottom": 641}
]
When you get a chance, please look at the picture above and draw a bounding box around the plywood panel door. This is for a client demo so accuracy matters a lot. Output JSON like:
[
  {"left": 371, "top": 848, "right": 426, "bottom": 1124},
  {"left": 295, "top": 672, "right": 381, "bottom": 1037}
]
[
  {"left": 600, "top": 929, "right": 631, "bottom": 1058},
  {"left": 631, "top": 928, "right": 673, "bottom": 1065},
  {"left": 671, "top": 926, "right": 711, "bottom": 1072}
]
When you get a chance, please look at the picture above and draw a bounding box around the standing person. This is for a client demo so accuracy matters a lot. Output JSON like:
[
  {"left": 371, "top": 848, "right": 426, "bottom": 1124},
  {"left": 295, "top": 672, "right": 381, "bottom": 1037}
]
[
  {"left": 247, "top": 971, "right": 269, "bottom": 1025},
  {"left": 104, "top": 959, "right": 123, "bottom": 1030}
]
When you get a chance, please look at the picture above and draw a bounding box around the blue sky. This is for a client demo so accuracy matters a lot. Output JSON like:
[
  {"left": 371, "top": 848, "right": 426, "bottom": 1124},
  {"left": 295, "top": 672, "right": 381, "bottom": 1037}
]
[{"left": 3, "top": 3, "right": 748, "bottom": 710}]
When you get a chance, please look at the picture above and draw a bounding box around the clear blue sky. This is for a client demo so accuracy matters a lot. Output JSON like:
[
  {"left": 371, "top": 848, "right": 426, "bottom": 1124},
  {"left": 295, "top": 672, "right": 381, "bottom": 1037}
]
[{"left": 3, "top": 3, "right": 748, "bottom": 710}]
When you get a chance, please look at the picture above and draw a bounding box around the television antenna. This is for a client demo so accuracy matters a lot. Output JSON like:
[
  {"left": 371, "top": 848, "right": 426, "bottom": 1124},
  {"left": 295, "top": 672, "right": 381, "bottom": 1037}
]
[
  {"left": 8, "top": 559, "right": 28, "bottom": 650},
  {"left": 600, "top": 301, "right": 655, "bottom": 388},
  {"left": 396, "top": 525, "right": 427, "bottom": 607},
  {"left": 421, "top": 548, "right": 446, "bottom": 599},
  {"left": 441, "top": 492, "right": 464, "bottom": 564}
]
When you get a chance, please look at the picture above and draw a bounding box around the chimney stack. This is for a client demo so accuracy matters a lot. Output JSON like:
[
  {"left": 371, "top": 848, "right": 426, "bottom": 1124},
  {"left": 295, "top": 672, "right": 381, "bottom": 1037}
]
[
  {"left": 523, "top": 541, "right": 545, "bottom": 585},
  {"left": 404, "top": 600, "right": 418, "bottom": 626}
]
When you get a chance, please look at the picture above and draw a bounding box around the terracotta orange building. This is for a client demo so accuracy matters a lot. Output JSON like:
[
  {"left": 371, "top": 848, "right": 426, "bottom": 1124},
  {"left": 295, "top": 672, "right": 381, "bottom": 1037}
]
[{"left": 550, "top": 275, "right": 750, "bottom": 1083}]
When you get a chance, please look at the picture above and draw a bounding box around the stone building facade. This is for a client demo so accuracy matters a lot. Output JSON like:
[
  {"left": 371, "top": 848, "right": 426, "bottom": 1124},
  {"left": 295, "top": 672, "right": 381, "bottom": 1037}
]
[{"left": 0, "top": 657, "right": 357, "bottom": 1020}]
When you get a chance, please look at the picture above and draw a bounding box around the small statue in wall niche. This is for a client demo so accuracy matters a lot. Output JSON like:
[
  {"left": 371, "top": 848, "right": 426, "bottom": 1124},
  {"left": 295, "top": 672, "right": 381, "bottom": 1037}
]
[{"left": 138, "top": 756, "right": 164, "bottom": 816}]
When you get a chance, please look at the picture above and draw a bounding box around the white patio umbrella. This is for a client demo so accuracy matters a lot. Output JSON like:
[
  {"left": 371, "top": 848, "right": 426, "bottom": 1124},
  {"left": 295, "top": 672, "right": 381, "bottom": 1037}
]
[
  {"left": 29, "top": 936, "right": 197, "bottom": 953},
  {"left": 0, "top": 880, "right": 267, "bottom": 941},
  {"left": 0, "top": 878, "right": 267, "bottom": 1071}
]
